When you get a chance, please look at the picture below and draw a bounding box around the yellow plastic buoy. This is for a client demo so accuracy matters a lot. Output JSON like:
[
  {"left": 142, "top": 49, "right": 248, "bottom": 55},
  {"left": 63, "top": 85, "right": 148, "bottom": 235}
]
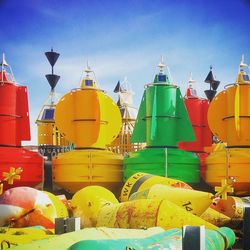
[
  {"left": 0, "top": 227, "right": 54, "bottom": 248},
  {"left": 212, "top": 196, "right": 250, "bottom": 228},
  {"left": 206, "top": 59, "right": 250, "bottom": 194},
  {"left": 43, "top": 191, "right": 69, "bottom": 218},
  {"left": 53, "top": 149, "right": 123, "bottom": 195},
  {"left": 8, "top": 227, "right": 164, "bottom": 250},
  {"left": 71, "top": 186, "right": 118, "bottom": 228},
  {"left": 208, "top": 85, "right": 250, "bottom": 146},
  {"left": 201, "top": 207, "right": 231, "bottom": 227},
  {"left": 120, "top": 172, "right": 192, "bottom": 202},
  {"left": 97, "top": 198, "right": 217, "bottom": 230},
  {"left": 71, "top": 186, "right": 217, "bottom": 230},
  {"left": 129, "top": 184, "right": 213, "bottom": 216},
  {"left": 55, "top": 90, "right": 121, "bottom": 149},
  {"left": 53, "top": 67, "right": 123, "bottom": 194},
  {"left": 206, "top": 145, "right": 250, "bottom": 194}
]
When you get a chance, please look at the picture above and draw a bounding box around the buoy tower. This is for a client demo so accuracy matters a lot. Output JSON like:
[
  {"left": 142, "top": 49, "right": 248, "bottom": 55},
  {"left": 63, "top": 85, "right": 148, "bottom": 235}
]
[
  {"left": 36, "top": 49, "right": 70, "bottom": 161},
  {"left": 124, "top": 58, "right": 200, "bottom": 185},
  {"left": 179, "top": 73, "right": 212, "bottom": 179},
  {"left": 52, "top": 64, "right": 123, "bottom": 195},
  {"left": 108, "top": 77, "right": 144, "bottom": 155},
  {"left": 0, "top": 54, "right": 43, "bottom": 190},
  {"left": 206, "top": 55, "right": 250, "bottom": 194}
]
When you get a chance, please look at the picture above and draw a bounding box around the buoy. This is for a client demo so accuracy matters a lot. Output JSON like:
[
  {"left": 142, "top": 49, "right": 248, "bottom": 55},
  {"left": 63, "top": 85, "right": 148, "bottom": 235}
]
[
  {"left": 0, "top": 54, "right": 43, "bottom": 191},
  {"left": 179, "top": 73, "right": 212, "bottom": 179},
  {"left": 68, "top": 227, "right": 235, "bottom": 250},
  {"left": 0, "top": 187, "right": 67, "bottom": 229},
  {"left": 206, "top": 56, "right": 250, "bottom": 194},
  {"left": 129, "top": 184, "right": 213, "bottom": 216},
  {"left": 124, "top": 57, "right": 200, "bottom": 184},
  {"left": 71, "top": 186, "right": 216, "bottom": 230},
  {"left": 53, "top": 64, "right": 123, "bottom": 195},
  {"left": 120, "top": 172, "right": 192, "bottom": 202},
  {"left": 71, "top": 185, "right": 118, "bottom": 228}
]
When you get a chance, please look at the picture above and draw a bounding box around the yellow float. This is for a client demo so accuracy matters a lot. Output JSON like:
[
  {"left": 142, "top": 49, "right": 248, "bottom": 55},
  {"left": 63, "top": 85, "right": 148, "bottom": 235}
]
[
  {"left": 0, "top": 227, "right": 54, "bottom": 249},
  {"left": 71, "top": 186, "right": 217, "bottom": 230},
  {"left": 129, "top": 184, "right": 213, "bottom": 216},
  {"left": 206, "top": 56, "right": 250, "bottom": 194},
  {"left": 211, "top": 196, "right": 250, "bottom": 228},
  {"left": 200, "top": 207, "right": 232, "bottom": 227},
  {"left": 120, "top": 172, "right": 192, "bottom": 202},
  {"left": 53, "top": 65, "right": 123, "bottom": 195}
]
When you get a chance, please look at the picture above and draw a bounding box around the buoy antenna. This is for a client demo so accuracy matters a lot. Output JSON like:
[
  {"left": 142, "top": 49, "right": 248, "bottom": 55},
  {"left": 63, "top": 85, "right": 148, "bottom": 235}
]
[
  {"left": 158, "top": 55, "right": 166, "bottom": 74},
  {"left": 1, "top": 53, "right": 8, "bottom": 68},
  {"left": 240, "top": 54, "right": 248, "bottom": 68},
  {"left": 188, "top": 72, "right": 195, "bottom": 88},
  {"left": 1, "top": 53, "right": 16, "bottom": 82},
  {"left": 85, "top": 61, "right": 93, "bottom": 77}
]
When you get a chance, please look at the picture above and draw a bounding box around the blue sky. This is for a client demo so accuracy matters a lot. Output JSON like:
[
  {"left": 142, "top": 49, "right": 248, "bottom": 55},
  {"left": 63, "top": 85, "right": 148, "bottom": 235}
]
[{"left": 1, "top": 0, "right": 250, "bottom": 145}]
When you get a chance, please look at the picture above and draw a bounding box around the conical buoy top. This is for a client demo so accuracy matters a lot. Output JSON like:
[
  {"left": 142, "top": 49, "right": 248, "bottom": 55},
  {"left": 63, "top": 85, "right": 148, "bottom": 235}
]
[
  {"left": 45, "top": 48, "right": 60, "bottom": 67},
  {"left": 45, "top": 74, "right": 60, "bottom": 90},
  {"left": 211, "top": 80, "right": 220, "bottom": 90},
  {"left": 117, "top": 97, "right": 121, "bottom": 106},
  {"left": 204, "top": 66, "right": 220, "bottom": 101},
  {"left": 204, "top": 89, "right": 217, "bottom": 101},
  {"left": 204, "top": 66, "right": 215, "bottom": 83},
  {"left": 114, "top": 81, "right": 121, "bottom": 93}
]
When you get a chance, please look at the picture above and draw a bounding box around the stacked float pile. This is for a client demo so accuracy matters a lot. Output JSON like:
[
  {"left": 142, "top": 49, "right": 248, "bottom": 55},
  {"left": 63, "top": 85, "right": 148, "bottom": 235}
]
[{"left": 0, "top": 174, "right": 235, "bottom": 250}]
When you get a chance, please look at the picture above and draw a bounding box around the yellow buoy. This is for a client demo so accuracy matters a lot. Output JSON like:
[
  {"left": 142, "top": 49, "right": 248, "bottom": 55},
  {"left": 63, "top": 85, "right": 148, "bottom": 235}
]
[
  {"left": 211, "top": 196, "right": 250, "bottom": 228},
  {"left": 43, "top": 191, "right": 69, "bottom": 218},
  {"left": 71, "top": 186, "right": 217, "bottom": 230},
  {"left": 200, "top": 207, "right": 231, "bottom": 227},
  {"left": 71, "top": 185, "right": 118, "bottom": 228},
  {"left": 206, "top": 57, "right": 250, "bottom": 194},
  {"left": 53, "top": 149, "right": 123, "bottom": 195},
  {"left": 53, "top": 65, "right": 123, "bottom": 194},
  {"left": 206, "top": 144, "right": 250, "bottom": 194},
  {"left": 97, "top": 198, "right": 217, "bottom": 230},
  {"left": 129, "top": 184, "right": 213, "bottom": 216},
  {"left": 55, "top": 89, "right": 121, "bottom": 149},
  {"left": 208, "top": 85, "right": 250, "bottom": 146},
  {"left": 120, "top": 172, "right": 192, "bottom": 202}
]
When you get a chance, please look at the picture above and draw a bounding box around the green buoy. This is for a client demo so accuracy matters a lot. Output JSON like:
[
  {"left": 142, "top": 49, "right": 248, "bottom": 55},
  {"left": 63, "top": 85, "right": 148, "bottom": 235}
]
[{"left": 124, "top": 57, "right": 200, "bottom": 184}]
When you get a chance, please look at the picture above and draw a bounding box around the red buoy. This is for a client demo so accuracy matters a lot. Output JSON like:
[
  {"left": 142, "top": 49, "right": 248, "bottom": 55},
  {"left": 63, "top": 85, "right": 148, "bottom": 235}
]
[
  {"left": 179, "top": 78, "right": 212, "bottom": 179},
  {"left": 0, "top": 54, "right": 43, "bottom": 190}
]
